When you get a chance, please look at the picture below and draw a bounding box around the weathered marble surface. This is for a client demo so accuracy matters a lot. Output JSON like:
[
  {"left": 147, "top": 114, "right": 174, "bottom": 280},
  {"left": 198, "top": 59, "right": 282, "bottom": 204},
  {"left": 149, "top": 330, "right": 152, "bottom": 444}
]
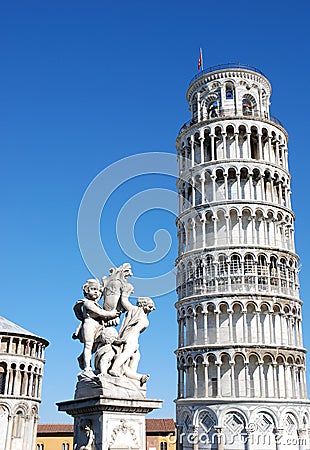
[{"left": 75, "top": 371, "right": 146, "bottom": 400}]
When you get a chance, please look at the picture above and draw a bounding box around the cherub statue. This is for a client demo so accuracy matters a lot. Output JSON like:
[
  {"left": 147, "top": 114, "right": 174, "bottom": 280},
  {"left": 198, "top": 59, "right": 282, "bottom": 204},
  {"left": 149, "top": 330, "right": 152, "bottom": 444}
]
[
  {"left": 72, "top": 266, "right": 155, "bottom": 390},
  {"left": 72, "top": 279, "right": 120, "bottom": 372},
  {"left": 109, "top": 296, "right": 155, "bottom": 386},
  {"left": 93, "top": 327, "right": 124, "bottom": 375}
]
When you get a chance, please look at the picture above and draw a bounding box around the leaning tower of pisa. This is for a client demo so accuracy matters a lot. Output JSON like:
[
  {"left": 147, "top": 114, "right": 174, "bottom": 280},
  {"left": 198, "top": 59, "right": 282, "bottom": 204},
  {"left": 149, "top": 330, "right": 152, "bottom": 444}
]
[{"left": 175, "top": 64, "right": 310, "bottom": 450}]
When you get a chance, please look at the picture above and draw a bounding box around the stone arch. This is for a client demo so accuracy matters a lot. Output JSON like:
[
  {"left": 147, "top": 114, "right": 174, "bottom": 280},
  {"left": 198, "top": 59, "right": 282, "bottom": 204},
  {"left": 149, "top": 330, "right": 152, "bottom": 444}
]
[
  {"left": 215, "top": 168, "right": 225, "bottom": 201},
  {"left": 195, "top": 303, "right": 204, "bottom": 345},
  {"left": 231, "top": 302, "right": 243, "bottom": 343},
  {"left": 252, "top": 168, "right": 262, "bottom": 201},
  {"left": 234, "top": 353, "right": 246, "bottom": 397},
  {"left": 250, "top": 125, "right": 259, "bottom": 160},
  {"left": 230, "top": 253, "right": 242, "bottom": 289},
  {"left": 262, "top": 354, "right": 274, "bottom": 397},
  {"left": 229, "top": 209, "right": 240, "bottom": 230},
  {"left": 217, "top": 253, "right": 228, "bottom": 291},
  {"left": 204, "top": 171, "right": 213, "bottom": 203},
  {"left": 206, "top": 354, "right": 217, "bottom": 397},
  {"left": 251, "top": 410, "right": 277, "bottom": 450},
  {"left": 226, "top": 125, "right": 237, "bottom": 159},
  {"left": 227, "top": 167, "right": 237, "bottom": 200},
  {"left": 180, "top": 407, "right": 193, "bottom": 434},
  {"left": 257, "top": 252, "right": 268, "bottom": 290},
  {"left": 205, "top": 254, "right": 215, "bottom": 289},
  {"left": 195, "top": 354, "right": 205, "bottom": 397},
  {"left": 204, "top": 94, "right": 219, "bottom": 120},
  {"left": 238, "top": 125, "right": 248, "bottom": 158},
  {"left": 214, "top": 126, "right": 224, "bottom": 160},
  {"left": 248, "top": 353, "right": 260, "bottom": 397},
  {"left": 225, "top": 81, "right": 234, "bottom": 101},
  {"left": 244, "top": 253, "right": 255, "bottom": 288},
  {"left": 261, "top": 127, "right": 269, "bottom": 159},
  {"left": 241, "top": 209, "right": 253, "bottom": 244},
  {"left": 216, "top": 209, "right": 226, "bottom": 247},
  {"left": 194, "top": 177, "right": 202, "bottom": 207},
  {"left": 203, "top": 128, "right": 212, "bottom": 162},
  {"left": 275, "top": 355, "right": 286, "bottom": 398},
  {"left": 280, "top": 410, "right": 300, "bottom": 449},
  {"left": 218, "top": 302, "right": 230, "bottom": 345},
  {"left": 260, "top": 303, "right": 271, "bottom": 344},
  {"left": 246, "top": 302, "right": 257, "bottom": 343},
  {"left": 242, "top": 92, "right": 257, "bottom": 115},
  {"left": 12, "top": 407, "right": 26, "bottom": 439},
  {"left": 220, "top": 353, "right": 231, "bottom": 397},
  {"left": 186, "top": 260, "right": 194, "bottom": 296},
  {"left": 194, "top": 408, "right": 218, "bottom": 449},
  {"left": 254, "top": 209, "right": 264, "bottom": 245},
  {"left": 221, "top": 409, "right": 247, "bottom": 449},
  {"left": 206, "top": 303, "right": 216, "bottom": 344},
  {"left": 240, "top": 167, "right": 250, "bottom": 199}
]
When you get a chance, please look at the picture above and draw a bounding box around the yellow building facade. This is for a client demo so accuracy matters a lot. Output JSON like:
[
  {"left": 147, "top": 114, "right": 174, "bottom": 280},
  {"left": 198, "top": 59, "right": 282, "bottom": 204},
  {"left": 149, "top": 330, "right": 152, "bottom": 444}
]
[
  {"left": 36, "top": 419, "right": 175, "bottom": 450},
  {"left": 36, "top": 424, "right": 73, "bottom": 450}
]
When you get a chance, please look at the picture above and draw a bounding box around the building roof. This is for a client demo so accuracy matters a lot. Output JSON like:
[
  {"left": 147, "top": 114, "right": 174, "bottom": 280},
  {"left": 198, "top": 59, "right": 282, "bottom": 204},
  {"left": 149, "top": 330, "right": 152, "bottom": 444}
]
[
  {"left": 37, "top": 419, "right": 176, "bottom": 436},
  {"left": 37, "top": 424, "right": 73, "bottom": 435},
  {"left": 146, "top": 419, "right": 176, "bottom": 433},
  {"left": 0, "top": 316, "right": 49, "bottom": 345}
]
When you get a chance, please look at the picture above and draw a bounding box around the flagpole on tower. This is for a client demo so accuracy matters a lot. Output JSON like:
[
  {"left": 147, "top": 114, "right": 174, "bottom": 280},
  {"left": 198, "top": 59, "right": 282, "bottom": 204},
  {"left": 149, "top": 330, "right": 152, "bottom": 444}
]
[{"left": 198, "top": 48, "right": 204, "bottom": 72}]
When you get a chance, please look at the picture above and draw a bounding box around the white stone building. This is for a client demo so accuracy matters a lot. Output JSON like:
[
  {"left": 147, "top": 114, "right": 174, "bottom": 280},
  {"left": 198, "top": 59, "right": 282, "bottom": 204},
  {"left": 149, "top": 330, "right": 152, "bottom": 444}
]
[
  {"left": 175, "top": 64, "right": 310, "bottom": 450},
  {"left": 0, "top": 316, "right": 48, "bottom": 450}
]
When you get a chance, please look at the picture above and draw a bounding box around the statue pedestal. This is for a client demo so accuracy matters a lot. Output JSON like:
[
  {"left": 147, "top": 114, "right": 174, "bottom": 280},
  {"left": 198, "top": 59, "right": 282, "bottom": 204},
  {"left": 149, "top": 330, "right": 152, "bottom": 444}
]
[{"left": 57, "top": 396, "right": 163, "bottom": 450}]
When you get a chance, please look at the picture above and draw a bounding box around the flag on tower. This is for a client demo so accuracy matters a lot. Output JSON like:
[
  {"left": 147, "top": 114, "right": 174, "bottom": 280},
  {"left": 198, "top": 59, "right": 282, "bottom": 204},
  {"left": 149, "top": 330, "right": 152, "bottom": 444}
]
[{"left": 198, "top": 48, "right": 203, "bottom": 71}]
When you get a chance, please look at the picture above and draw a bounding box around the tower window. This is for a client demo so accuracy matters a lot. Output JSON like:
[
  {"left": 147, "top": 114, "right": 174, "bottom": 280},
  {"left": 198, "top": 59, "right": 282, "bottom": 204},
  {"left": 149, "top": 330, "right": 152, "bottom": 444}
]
[
  {"left": 160, "top": 442, "right": 167, "bottom": 450},
  {"left": 242, "top": 99, "right": 253, "bottom": 116},
  {"left": 226, "top": 86, "right": 233, "bottom": 99},
  {"left": 211, "top": 377, "right": 217, "bottom": 397},
  {"left": 209, "top": 101, "right": 218, "bottom": 118}
]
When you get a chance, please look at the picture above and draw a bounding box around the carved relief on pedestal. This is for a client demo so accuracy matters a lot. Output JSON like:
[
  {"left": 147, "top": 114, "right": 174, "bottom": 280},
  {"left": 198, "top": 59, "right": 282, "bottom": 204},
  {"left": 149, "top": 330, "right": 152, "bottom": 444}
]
[{"left": 108, "top": 419, "right": 139, "bottom": 450}]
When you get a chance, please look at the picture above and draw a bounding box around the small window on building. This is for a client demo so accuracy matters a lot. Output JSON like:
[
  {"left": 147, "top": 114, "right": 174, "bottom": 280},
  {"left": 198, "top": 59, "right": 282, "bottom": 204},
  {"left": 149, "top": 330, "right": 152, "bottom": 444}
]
[
  {"left": 37, "top": 444, "right": 44, "bottom": 450},
  {"left": 211, "top": 377, "right": 217, "bottom": 397},
  {"left": 209, "top": 101, "right": 218, "bottom": 118},
  {"left": 226, "top": 85, "right": 233, "bottom": 99},
  {"left": 62, "top": 444, "right": 69, "bottom": 450},
  {"left": 242, "top": 99, "right": 252, "bottom": 115},
  {"left": 160, "top": 442, "right": 167, "bottom": 450}
]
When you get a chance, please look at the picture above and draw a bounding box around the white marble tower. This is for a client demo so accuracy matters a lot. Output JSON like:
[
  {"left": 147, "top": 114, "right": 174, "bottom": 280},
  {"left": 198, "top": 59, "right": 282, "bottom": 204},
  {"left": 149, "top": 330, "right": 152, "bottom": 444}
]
[
  {"left": 0, "top": 316, "right": 48, "bottom": 450},
  {"left": 175, "top": 64, "right": 310, "bottom": 450}
]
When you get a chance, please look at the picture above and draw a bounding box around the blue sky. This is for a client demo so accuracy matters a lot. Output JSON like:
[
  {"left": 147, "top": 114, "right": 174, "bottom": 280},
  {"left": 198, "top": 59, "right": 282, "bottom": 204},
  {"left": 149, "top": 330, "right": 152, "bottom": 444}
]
[{"left": 1, "top": 0, "right": 310, "bottom": 423}]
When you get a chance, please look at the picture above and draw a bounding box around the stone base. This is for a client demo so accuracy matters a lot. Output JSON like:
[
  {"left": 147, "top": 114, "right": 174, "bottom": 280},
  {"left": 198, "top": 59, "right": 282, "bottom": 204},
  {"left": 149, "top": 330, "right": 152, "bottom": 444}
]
[
  {"left": 57, "top": 396, "right": 163, "bottom": 450},
  {"left": 75, "top": 371, "right": 146, "bottom": 400}
]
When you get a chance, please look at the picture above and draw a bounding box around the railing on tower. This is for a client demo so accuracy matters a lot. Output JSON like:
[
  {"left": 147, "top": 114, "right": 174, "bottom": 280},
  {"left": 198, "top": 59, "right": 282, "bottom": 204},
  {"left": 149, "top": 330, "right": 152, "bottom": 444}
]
[
  {"left": 178, "top": 113, "right": 284, "bottom": 135},
  {"left": 189, "top": 63, "right": 266, "bottom": 84}
]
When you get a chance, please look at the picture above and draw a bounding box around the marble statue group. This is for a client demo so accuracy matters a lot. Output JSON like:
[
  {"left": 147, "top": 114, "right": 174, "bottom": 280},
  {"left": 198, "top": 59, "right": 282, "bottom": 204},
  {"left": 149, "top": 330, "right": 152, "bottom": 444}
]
[{"left": 72, "top": 263, "right": 155, "bottom": 388}]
